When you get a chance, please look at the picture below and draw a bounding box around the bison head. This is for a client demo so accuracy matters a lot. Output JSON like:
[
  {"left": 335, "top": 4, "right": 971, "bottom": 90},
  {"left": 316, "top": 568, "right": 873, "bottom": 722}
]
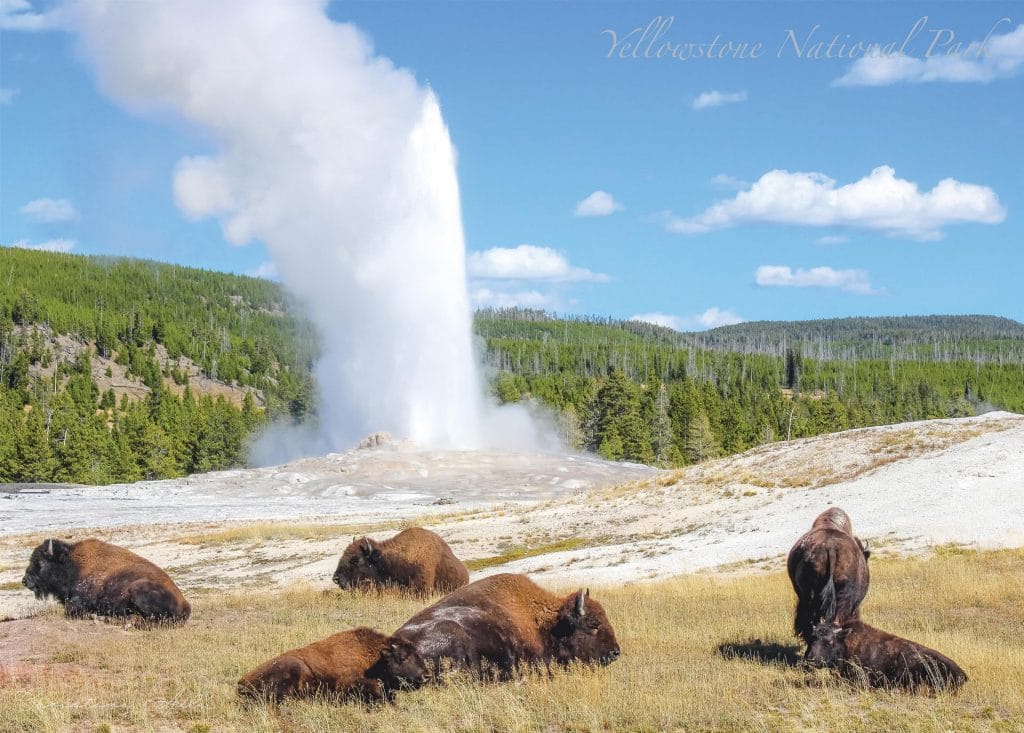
[
  {"left": 551, "top": 589, "right": 620, "bottom": 666},
  {"left": 806, "top": 623, "right": 851, "bottom": 667},
  {"left": 23, "top": 538, "right": 75, "bottom": 601},
  {"left": 366, "top": 636, "right": 429, "bottom": 695},
  {"left": 333, "top": 537, "right": 384, "bottom": 589}
]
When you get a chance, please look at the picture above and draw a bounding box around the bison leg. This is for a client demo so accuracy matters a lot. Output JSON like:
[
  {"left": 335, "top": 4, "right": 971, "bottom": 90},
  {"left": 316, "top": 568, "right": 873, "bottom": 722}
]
[
  {"left": 793, "top": 597, "right": 817, "bottom": 649},
  {"left": 126, "top": 579, "right": 181, "bottom": 622},
  {"left": 64, "top": 594, "right": 94, "bottom": 618}
]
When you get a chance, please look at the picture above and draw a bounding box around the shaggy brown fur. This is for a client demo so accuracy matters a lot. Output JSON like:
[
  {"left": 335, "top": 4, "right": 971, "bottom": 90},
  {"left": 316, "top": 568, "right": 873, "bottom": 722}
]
[
  {"left": 787, "top": 509, "right": 870, "bottom": 649},
  {"left": 808, "top": 621, "right": 967, "bottom": 692},
  {"left": 811, "top": 507, "right": 854, "bottom": 535},
  {"left": 22, "top": 538, "right": 190, "bottom": 623},
  {"left": 367, "top": 573, "right": 620, "bottom": 695},
  {"left": 237, "top": 627, "right": 389, "bottom": 702},
  {"left": 333, "top": 527, "right": 469, "bottom": 595}
]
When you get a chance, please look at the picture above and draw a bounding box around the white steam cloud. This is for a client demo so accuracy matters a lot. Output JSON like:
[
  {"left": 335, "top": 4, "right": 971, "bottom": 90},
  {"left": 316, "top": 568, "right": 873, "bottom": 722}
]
[{"left": 68, "top": 0, "right": 540, "bottom": 457}]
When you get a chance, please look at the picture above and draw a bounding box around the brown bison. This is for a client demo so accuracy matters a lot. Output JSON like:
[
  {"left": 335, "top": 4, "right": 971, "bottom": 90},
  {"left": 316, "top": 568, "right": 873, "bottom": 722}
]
[
  {"left": 22, "top": 538, "right": 190, "bottom": 623},
  {"left": 367, "top": 573, "right": 620, "bottom": 695},
  {"left": 787, "top": 508, "right": 870, "bottom": 649},
  {"left": 237, "top": 627, "right": 390, "bottom": 702},
  {"left": 807, "top": 621, "right": 967, "bottom": 692},
  {"left": 333, "top": 527, "right": 469, "bottom": 595}
]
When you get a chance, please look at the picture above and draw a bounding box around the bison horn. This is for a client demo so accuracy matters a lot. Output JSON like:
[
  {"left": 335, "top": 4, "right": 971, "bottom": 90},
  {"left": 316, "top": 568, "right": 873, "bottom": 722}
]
[
  {"left": 575, "top": 589, "right": 587, "bottom": 617},
  {"left": 362, "top": 538, "right": 373, "bottom": 554},
  {"left": 45, "top": 539, "right": 54, "bottom": 557}
]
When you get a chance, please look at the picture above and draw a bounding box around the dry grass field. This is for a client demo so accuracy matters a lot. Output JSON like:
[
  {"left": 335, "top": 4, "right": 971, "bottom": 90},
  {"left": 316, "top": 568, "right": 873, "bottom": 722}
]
[{"left": 1, "top": 547, "right": 1021, "bottom": 733}]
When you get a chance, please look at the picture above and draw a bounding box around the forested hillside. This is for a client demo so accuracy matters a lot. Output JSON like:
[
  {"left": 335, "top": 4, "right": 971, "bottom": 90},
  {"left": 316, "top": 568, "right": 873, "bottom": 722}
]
[
  {"left": 0, "top": 248, "right": 317, "bottom": 484},
  {"left": 689, "top": 315, "right": 1024, "bottom": 362},
  {"left": 476, "top": 309, "right": 1024, "bottom": 465},
  {"left": 2, "top": 248, "right": 1022, "bottom": 484}
]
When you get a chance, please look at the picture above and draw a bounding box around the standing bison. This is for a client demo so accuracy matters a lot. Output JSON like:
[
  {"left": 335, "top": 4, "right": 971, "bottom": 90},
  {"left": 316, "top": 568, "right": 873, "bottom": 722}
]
[
  {"left": 787, "top": 508, "right": 870, "bottom": 649},
  {"left": 368, "top": 573, "right": 620, "bottom": 695},
  {"left": 237, "top": 627, "right": 390, "bottom": 702},
  {"left": 807, "top": 621, "right": 967, "bottom": 692},
  {"left": 333, "top": 527, "right": 469, "bottom": 595},
  {"left": 22, "top": 538, "right": 190, "bottom": 623}
]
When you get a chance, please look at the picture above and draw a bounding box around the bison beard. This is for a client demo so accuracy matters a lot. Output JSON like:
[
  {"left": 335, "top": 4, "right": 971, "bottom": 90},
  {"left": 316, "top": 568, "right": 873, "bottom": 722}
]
[
  {"left": 808, "top": 621, "right": 967, "bottom": 692},
  {"left": 237, "top": 627, "right": 390, "bottom": 702},
  {"left": 368, "top": 573, "right": 620, "bottom": 696},
  {"left": 22, "top": 538, "right": 190, "bottom": 623},
  {"left": 332, "top": 527, "right": 469, "bottom": 596}
]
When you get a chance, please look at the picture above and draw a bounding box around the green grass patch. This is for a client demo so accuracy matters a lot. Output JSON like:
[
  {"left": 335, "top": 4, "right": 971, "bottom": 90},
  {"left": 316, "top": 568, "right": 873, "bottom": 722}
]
[{"left": 465, "top": 538, "right": 590, "bottom": 571}]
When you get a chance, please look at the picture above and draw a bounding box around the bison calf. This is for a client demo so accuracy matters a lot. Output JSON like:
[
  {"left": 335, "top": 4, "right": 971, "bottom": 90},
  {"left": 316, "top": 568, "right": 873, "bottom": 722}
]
[
  {"left": 808, "top": 621, "right": 967, "bottom": 692},
  {"left": 333, "top": 527, "right": 469, "bottom": 595},
  {"left": 787, "top": 508, "right": 870, "bottom": 649},
  {"left": 22, "top": 538, "right": 190, "bottom": 623},
  {"left": 368, "top": 573, "right": 620, "bottom": 695},
  {"left": 238, "top": 627, "right": 390, "bottom": 702}
]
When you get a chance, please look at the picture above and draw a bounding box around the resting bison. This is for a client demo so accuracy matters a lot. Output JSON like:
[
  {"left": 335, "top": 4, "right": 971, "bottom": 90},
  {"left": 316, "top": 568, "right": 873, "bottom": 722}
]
[
  {"left": 237, "top": 627, "right": 390, "bottom": 702},
  {"left": 333, "top": 527, "right": 469, "bottom": 595},
  {"left": 368, "top": 573, "right": 620, "bottom": 694},
  {"left": 22, "top": 538, "right": 190, "bottom": 623},
  {"left": 787, "top": 508, "right": 870, "bottom": 649},
  {"left": 808, "top": 621, "right": 967, "bottom": 692}
]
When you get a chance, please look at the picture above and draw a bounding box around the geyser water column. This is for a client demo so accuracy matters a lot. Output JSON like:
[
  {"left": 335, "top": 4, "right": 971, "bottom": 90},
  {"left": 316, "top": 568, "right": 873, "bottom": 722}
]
[{"left": 71, "top": 0, "right": 486, "bottom": 449}]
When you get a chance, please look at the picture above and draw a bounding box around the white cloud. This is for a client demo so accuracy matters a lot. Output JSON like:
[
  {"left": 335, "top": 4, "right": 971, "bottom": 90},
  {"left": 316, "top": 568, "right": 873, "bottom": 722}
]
[
  {"left": 6, "top": 238, "right": 76, "bottom": 253},
  {"left": 662, "top": 165, "right": 1005, "bottom": 240},
  {"left": 471, "top": 287, "right": 555, "bottom": 310},
  {"left": 630, "top": 312, "right": 685, "bottom": 331},
  {"left": 834, "top": 23, "right": 1024, "bottom": 86},
  {"left": 246, "top": 261, "right": 279, "bottom": 280},
  {"left": 19, "top": 197, "right": 79, "bottom": 223},
  {"left": 755, "top": 265, "right": 879, "bottom": 295},
  {"left": 0, "top": 87, "right": 16, "bottom": 104},
  {"left": 467, "top": 245, "right": 610, "bottom": 283},
  {"left": 574, "top": 190, "right": 623, "bottom": 217},
  {"left": 630, "top": 307, "right": 744, "bottom": 332},
  {"left": 815, "top": 234, "right": 849, "bottom": 245},
  {"left": 0, "top": 0, "right": 65, "bottom": 30},
  {"left": 710, "top": 173, "right": 749, "bottom": 190},
  {"left": 691, "top": 90, "right": 747, "bottom": 110}
]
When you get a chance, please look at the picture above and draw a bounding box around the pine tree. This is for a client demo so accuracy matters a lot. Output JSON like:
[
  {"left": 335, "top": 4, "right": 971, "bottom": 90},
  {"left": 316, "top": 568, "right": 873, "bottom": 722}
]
[{"left": 685, "top": 409, "right": 720, "bottom": 464}]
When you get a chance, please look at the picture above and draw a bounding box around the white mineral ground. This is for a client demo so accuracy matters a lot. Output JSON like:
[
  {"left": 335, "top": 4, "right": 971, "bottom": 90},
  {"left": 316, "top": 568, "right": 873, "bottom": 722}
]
[{"left": 1, "top": 412, "right": 1021, "bottom": 621}]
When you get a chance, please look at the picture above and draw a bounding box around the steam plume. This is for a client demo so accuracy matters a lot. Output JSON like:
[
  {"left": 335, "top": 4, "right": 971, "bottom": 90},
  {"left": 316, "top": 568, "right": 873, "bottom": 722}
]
[{"left": 70, "top": 0, "right": 510, "bottom": 453}]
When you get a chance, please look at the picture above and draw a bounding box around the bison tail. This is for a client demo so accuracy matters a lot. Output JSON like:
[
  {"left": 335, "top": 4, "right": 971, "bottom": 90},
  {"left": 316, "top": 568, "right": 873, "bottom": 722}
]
[{"left": 820, "top": 547, "right": 838, "bottom": 624}]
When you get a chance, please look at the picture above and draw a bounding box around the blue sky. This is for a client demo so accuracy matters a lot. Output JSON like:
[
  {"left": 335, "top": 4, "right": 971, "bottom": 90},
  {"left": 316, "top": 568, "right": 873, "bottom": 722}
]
[{"left": 1, "top": 1, "right": 1022, "bottom": 329}]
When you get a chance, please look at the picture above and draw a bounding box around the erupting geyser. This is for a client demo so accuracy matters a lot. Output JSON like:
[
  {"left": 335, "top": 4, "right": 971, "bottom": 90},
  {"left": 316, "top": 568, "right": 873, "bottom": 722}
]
[{"left": 70, "top": 0, "right": 522, "bottom": 454}]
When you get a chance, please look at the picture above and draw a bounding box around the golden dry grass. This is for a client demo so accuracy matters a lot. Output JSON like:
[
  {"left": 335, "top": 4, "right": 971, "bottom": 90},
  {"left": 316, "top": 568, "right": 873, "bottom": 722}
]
[{"left": 2, "top": 549, "right": 1022, "bottom": 732}]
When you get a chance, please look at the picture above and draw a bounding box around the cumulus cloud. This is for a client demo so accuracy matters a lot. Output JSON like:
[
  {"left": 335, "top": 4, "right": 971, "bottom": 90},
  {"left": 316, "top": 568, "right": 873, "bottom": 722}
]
[
  {"left": 662, "top": 165, "right": 1005, "bottom": 240},
  {"left": 5, "top": 238, "right": 76, "bottom": 253},
  {"left": 0, "top": 0, "right": 65, "bottom": 30},
  {"left": 470, "top": 287, "right": 555, "bottom": 310},
  {"left": 574, "top": 190, "right": 622, "bottom": 217},
  {"left": 246, "top": 261, "right": 279, "bottom": 280},
  {"left": 691, "top": 90, "right": 747, "bottom": 110},
  {"left": 815, "top": 234, "right": 849, "bottom": 245},
  {"left": 468, "top": 245, "right": 610, "bottom": 283},
  {"left": 834, "top": 22, "right": 1024, "bottom": 86},
  {"left": 755, "top": 265, "right": 879, "bottom": 295},
  {"left": 710, "top": 173, "right": 749, "bottom": 190},
  {"left": 19, "top": 197, "right": 79, "bottom": 222},
  {"left": 0, "top": 87, "right": 16, "bottom": 104},
  {"left": 630, "top": 307, "right": 743, "bottom": 332}
]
